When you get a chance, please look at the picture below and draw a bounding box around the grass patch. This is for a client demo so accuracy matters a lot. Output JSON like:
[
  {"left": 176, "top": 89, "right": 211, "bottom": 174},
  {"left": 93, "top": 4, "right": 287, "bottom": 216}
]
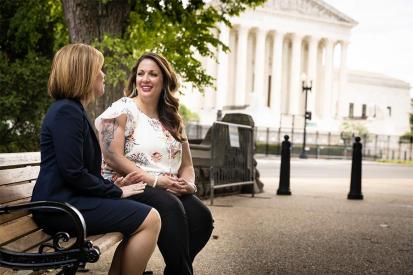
[{"left": 377, "top": 159, "right": 413, "bottom": 166}]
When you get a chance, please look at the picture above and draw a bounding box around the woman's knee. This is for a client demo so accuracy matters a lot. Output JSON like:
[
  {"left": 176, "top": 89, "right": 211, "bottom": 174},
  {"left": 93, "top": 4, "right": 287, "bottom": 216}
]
[
  {"left": 184, "top": 196, "right": 214, "bottom": 228},
  {"left": 139, "top": 208, "right": 161, "bottom": 234},
  {"left": 200, "top": 206, "right": 214, "bottom": 231},
  {"left": 157, "top": 194, "right": 186, "bottom": 218}
]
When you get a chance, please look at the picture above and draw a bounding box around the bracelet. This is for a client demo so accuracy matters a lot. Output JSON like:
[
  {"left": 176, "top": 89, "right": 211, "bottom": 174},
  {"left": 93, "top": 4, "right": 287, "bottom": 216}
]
[
  {"left": 153, "top": 175, "right": 159, "bottom": 188},
  {"left": 191, "top": 183, "right": 198, "bottom": 194}
]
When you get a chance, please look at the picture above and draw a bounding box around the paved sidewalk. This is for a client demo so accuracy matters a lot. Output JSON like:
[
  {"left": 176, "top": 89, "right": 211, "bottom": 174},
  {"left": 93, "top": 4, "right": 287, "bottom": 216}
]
[{"left": 86, "top": 175, "right": 413, "bottom": 274}]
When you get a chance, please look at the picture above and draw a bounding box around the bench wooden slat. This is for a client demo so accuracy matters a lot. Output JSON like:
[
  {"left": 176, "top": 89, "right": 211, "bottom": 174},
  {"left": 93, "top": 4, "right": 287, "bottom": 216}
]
[
  {"left": 0, "top": 211, "right": 30, "bottom": 227},
  {"left": 0, "top": 269, "right": 31, "bottom": 275},
  {"left": 0, "top": 167, "right": 40, "bottom": 186},
  {"left": 0, "top": 267, "right": 37, "bottom": 275},
  {"left": 91, "top": 232, "right": 122, "bottom": 253},
  {"left": 190, "top": 144, "right": 211, "bottom": 168},
  {"left": 0, "top": 153, "right": 40, "bottom": 169},
  {"left": 0, "top": 198, "right": 31, "bottom": 225},
  {"left": 0, "top": 182, "right": 35, "bottom": 205},
  {"left": 0, "top": 216, "right": 39, "bottom": 246},
  {"left": 26, "top": 238, "right": 76, "bottom": 254},
  {"left": 4, "top": 230, "right": 51, "bottom": 252}
]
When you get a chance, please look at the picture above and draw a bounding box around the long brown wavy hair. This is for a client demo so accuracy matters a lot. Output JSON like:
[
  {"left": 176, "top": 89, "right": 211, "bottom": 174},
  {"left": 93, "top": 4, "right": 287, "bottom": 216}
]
[{"left": 124, "top": 52, "right": 185, "bottom": 142}]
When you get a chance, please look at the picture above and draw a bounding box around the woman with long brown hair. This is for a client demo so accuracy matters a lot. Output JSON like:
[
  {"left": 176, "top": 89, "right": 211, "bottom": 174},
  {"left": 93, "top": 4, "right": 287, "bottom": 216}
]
[{"left": 95, "top": 52, "right": 213, "bottom": 275}]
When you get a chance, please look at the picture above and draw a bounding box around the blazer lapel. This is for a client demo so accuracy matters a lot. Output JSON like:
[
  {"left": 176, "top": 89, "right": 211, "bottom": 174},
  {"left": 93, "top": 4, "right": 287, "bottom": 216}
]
[{"left": 84, "top": 110, "right": 100, "bottom": 151}]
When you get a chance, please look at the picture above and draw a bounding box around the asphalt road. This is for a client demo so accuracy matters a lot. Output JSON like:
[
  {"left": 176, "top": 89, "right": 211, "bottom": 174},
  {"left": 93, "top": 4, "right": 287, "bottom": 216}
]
[{"left": 257, "top": 155, "right": 413, "bottom": 179}]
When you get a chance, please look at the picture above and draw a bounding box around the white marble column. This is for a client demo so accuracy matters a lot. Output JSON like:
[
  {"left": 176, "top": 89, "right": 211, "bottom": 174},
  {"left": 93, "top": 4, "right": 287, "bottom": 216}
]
[
  {"left": 289, "top": 33, "right": 303, "bottom": 115},
  {"left": 322, "top": 38, "right": 335, "bottom": 118},
  {"left": 216, "top": 23, "right": 230, "bottom": 110},
  {"left": 235, "top": 25, "right": 249, "bottom": 106},
  {"left": 337, "top": 41, "right": 349, "bottom": 117},
  {"left": 253, "top": 28, "right": 267, "bottom": 99},
  {"left": 270, "top": 31, "right": 284, "bottom": 113},
  {"left": 306, "top": 36, "right": 319, "bottom": 115}
]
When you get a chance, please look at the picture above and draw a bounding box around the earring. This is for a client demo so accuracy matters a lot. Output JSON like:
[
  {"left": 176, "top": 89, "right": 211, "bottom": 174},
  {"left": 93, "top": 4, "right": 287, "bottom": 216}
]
[{"left": 132, "top": 86, "right": 138, "bottom": 97}]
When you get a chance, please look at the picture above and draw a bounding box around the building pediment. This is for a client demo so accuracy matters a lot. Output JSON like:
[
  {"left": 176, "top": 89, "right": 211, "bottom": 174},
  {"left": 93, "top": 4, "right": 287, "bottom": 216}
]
[{"left": 259, "top": 0, "right": 357, "bottom": 26}]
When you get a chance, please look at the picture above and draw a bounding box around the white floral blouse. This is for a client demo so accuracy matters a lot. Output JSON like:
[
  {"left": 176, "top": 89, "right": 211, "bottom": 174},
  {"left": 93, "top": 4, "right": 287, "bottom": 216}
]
[{"left": 95, "top": 97, "right": 182, "bottom": 181}]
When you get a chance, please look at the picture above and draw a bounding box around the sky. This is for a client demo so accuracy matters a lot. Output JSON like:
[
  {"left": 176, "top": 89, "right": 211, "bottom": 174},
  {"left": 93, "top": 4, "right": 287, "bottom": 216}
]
[{"left": 323, "top": 0, "right": 413, "bottom": 97}]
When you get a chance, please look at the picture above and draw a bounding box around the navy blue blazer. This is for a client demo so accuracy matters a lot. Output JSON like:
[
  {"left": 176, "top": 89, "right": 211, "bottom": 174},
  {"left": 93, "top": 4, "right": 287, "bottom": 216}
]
[{"left": 31, "top": 98, "right": 122, "bottom": 210}]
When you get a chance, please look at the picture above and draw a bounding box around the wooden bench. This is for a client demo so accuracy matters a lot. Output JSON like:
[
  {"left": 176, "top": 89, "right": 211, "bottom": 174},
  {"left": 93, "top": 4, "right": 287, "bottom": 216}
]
[
  {"left": 189, "top": 143, "right": 211, "bottom": 198},
  {"left": 0, "top": 152, "right": 123, "bottom": 274}
]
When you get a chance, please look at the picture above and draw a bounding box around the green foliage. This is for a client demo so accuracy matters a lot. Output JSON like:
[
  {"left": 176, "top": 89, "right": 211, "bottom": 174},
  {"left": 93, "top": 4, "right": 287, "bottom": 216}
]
[
  {"left": 398, "top": 113, "right": 412, "bottom": 143},
  {"left": 255, "top": 142, "right": 281, "bottom": 155},
  {"left": 409, "top": 112, "right": 413, "bottom": 132},
  {"left": 179, "top": 104, "right": 200, "bottom": 124},
  {"left": 0, "top": 0, "right": 67, "bottom": 152},
  {"left": 399, "top": 132, "right": 413, "bottom": 143},
  {"left": 0, "top": 54, "right": 52, "bottom": 152},
  {"left": 0, "top": 0, "right": 265, "bottom": 152},
  {"left": 0, "top": 0, "right": 68, "bottom": 59},
  {"left": 94, "top": 0, "right": 266, "bottom": 91},
  {"left": 340, "top": 121, "right": 370, "bottom": 145}
]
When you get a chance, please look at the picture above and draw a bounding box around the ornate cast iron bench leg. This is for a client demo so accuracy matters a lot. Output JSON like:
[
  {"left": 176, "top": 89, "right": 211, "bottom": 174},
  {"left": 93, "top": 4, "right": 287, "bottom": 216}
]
[{"left": 0, "top": 201, "right": 100, "bottom": 274}]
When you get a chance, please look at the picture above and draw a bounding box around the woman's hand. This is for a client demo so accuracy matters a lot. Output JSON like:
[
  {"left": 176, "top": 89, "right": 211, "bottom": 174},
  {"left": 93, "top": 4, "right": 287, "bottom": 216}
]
[
  {"left": 120, "top": 182, "right": 146, "bottom": 198},
  {"left": 166, "top": 177, "right": 197, "bottom": 195},
  {"left": 157, "top": 175, "right": 180, "bottom": 190},
  {"left": 114, "top": 171, "right": 145, "bottom": 187},
  {"left": 115, "top": 171, "right": 147, "bottom": 198},
  {"left": 178, "top": 178, "right": 197, "bottom": 194},
  {"left": 155, "top": 175, "right": 184, "bottom": 195}
]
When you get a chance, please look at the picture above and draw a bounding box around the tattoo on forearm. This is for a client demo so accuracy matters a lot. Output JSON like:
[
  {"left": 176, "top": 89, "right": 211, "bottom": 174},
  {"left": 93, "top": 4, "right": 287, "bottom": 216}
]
[{"left": 100, "top": 119, "right": 119, "bottom": 154}]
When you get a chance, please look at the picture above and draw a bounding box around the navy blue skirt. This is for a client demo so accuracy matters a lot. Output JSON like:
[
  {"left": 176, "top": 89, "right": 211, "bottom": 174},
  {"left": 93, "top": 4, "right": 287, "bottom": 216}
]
[{"left": 33, "top": 198, "right": 152, "bottom": 237}]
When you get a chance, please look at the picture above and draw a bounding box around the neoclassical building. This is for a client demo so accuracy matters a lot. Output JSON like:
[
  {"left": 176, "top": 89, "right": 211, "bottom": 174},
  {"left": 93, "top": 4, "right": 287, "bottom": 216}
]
[{"left": 181, "top": 0, "right": 411, "bottom": 138}]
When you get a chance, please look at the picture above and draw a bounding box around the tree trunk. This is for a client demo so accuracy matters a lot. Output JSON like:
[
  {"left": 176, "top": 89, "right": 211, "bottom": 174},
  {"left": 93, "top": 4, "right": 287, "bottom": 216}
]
[{"left": 60, "top": 0, "right": 132, "bottom": 125}]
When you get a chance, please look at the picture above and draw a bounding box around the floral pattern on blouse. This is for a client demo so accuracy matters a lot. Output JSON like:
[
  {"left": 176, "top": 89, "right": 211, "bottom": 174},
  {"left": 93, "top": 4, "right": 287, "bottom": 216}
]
[
  {"left": 95, "top": 97, "right": 183, "bottom": 180},
  {"left": 151, "top": 152, "right": 163, "bottom": 162}
]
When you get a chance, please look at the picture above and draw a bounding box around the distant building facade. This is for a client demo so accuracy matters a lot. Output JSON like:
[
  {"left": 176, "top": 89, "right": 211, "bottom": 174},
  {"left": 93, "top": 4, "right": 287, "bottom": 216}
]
[{"left": 180, "top": 0, "right": 411, "bottom": 138}]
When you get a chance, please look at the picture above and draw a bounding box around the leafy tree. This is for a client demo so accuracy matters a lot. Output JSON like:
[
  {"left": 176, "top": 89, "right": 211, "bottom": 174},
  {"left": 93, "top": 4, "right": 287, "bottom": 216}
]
[
  {"left": 0, "top": 0, "right": 67, "bottom": 152},
  {"left": 179, "top": 104, "right": 200, "bottom": 124},
  {"left": 340, "top": 121, "right": 370, "bottom": 145},
  {"left": 1, "top": 0, "right": 265, "bottom": 152},
  {"left": 62, "top": 0, "right": 266, "bottom": 120},
  {"left": 399, "top": 113, "right": 413, "bottom": 143},
  {"left": 0, "top": 54, "right": 51, "bottom": 152}
]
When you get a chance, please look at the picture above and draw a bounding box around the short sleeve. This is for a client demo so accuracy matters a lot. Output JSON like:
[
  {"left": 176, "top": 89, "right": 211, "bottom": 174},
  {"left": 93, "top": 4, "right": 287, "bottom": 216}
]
[{"left": 95, "top": 97, "right": 137, "bottom": 137}]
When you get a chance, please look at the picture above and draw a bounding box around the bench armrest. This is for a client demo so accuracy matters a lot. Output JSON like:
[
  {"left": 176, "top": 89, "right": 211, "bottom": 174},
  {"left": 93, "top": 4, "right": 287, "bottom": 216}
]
[{"left": 0, "top": 201, "right": 100, "bottom": 271}]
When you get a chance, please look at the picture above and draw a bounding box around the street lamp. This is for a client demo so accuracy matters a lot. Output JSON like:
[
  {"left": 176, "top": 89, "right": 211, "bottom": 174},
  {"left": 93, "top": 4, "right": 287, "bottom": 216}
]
[{"left": 299, "top": 74, "right": 312, "bottom": 159}]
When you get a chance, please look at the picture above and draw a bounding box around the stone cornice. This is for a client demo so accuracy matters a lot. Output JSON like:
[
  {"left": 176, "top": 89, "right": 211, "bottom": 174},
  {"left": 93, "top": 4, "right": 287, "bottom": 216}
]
[
  {"left": 347, "top": 70, "right": 411, "bottom": 90},
  {"left": 255, "top": 0, "right": 358, "bottom": 28}
]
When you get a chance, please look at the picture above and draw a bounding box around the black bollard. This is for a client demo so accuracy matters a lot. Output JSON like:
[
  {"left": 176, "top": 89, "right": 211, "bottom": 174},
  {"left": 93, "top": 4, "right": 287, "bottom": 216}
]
[
  {"left": 277, "top": 135, "right": 291, "bottom": 195},
  {"left": 347, "top": 136, "right": 363, "bottom": 200}
]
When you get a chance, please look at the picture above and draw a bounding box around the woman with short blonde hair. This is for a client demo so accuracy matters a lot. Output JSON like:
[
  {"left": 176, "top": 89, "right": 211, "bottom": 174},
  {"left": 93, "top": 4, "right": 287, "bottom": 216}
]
[
  {"left": 48, "top": 43, "right": 104, "bottom": 103},
  {"left": 32, "top": 43, "right": 161, "bottom": 275}
]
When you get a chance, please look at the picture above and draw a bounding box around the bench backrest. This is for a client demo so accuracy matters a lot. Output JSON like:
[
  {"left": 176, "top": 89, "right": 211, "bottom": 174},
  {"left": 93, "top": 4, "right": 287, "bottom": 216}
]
[
  {"left": 0, "top": 153, "right": 125, "bottom": 274},
  {"left": 0, "top": 153, "right": 51, "bottom": 257}
]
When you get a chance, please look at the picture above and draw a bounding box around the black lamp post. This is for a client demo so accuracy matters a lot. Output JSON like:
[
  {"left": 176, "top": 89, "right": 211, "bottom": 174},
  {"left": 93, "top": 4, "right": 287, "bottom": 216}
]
[{"left": 299, "top": 78, "right": 312, "bottom": 159}]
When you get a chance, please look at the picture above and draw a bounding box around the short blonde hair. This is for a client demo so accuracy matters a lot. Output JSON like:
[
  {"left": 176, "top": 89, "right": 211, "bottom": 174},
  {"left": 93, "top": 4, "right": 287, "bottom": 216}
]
[{"left": 48, "top": 43, "right": 104, "bottom": 102}]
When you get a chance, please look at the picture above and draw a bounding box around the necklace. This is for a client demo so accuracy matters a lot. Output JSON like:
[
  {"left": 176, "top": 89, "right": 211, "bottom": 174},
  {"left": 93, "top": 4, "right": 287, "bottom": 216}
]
[{"left": 133, "top": 98, "right": 159, "bottom": 120}]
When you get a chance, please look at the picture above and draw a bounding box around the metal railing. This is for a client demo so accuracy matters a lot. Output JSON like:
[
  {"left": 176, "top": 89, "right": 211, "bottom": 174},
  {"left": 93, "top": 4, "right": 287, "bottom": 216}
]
[
  {"left": 209, "top": 121, "right": 255, "bottom": 205},
  {"left": 186, "top": 123, "right": 413, "bottom": 160}
]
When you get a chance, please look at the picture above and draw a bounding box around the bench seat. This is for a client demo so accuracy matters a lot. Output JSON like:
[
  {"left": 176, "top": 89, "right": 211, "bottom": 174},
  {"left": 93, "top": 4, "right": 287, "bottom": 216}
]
[{"left": 0, "top": 152, "right": 122, "bottom": 274}]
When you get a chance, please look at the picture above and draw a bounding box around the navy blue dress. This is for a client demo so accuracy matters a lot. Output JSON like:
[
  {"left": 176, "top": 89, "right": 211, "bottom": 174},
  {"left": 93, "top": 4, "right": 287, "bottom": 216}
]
[{"left": 32, "top": 98, "right": 151, "bottom": 236}]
